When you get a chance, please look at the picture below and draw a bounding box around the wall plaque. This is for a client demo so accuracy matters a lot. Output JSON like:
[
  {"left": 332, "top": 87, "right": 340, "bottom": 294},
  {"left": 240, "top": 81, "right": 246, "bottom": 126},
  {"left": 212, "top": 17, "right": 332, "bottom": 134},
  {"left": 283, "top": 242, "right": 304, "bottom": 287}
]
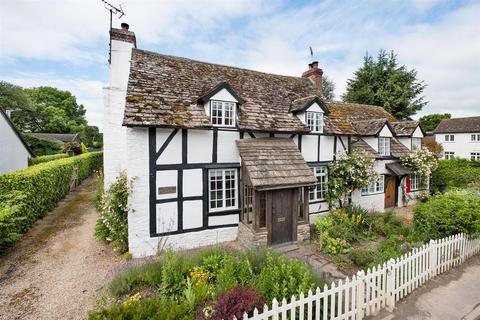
[{"left": 158, "top": 186, "right": 176, "bottom": 195}]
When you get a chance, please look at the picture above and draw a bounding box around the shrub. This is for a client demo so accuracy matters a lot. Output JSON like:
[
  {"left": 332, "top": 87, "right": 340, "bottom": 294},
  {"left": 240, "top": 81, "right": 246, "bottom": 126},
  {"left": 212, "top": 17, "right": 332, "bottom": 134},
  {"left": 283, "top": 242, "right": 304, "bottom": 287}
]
[
  {"left": 28, "top": 153, "right": 70, "bottom": 166},
  {"left": 22, "top": 134, "right": 62, "bottom": 156},
  {"left": 0, "top": 152, "right": 103, "bottom": 254},
  {"left": 62, "top": 141, "right": 83, "bottom": 155},
  {"left": 95, "top": 171, "right": 133, "bottom": 253},
  {"left": 414, "top": 190, "right": 480, "bottom": 241},
  {"left": 431, "top": 159, "right": 480, "bottom": 190},
  {"left": 208, "top": 287, "right": 264, "bottom": 320},
  {"left": 348, "top": 248, "right": 378, "bottom": 269}
]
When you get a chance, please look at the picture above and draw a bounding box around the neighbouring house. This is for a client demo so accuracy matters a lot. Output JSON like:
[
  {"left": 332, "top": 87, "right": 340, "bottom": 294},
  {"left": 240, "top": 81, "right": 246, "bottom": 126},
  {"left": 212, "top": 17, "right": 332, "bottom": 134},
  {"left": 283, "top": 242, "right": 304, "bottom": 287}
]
[
  {"left": 0, "top": 107, "right": 33, "bottom": 174},
  {"left": 433, "top": 116, "right": 480, "bottom": 160},
  {"left": 104, "top": 24, "right": 427, "bottom": 257}
]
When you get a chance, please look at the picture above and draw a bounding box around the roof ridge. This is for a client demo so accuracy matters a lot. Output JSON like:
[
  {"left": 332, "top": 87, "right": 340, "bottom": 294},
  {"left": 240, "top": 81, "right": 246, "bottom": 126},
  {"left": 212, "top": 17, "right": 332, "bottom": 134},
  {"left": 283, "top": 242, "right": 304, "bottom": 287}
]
[{"left": 132, "top": 48, "right": 313, "bottom": 82}]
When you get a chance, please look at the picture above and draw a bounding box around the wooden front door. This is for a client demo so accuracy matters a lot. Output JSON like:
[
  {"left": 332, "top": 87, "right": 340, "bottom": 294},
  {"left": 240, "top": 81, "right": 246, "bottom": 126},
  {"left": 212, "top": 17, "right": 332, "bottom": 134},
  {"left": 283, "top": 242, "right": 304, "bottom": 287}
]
[
  {"left": 269, "top": 188, "right": 295, "bottom": 245},
  {"left": 385, "top": 177, "right": 396, "bottom": 208}
]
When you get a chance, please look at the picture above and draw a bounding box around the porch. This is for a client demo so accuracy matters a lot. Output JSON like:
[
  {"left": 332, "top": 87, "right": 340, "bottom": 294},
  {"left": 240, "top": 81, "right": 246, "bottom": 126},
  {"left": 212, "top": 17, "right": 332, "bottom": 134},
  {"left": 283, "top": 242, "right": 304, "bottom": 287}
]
[{"left": 236, "top": 138, "right": 317, "bottom": 247}]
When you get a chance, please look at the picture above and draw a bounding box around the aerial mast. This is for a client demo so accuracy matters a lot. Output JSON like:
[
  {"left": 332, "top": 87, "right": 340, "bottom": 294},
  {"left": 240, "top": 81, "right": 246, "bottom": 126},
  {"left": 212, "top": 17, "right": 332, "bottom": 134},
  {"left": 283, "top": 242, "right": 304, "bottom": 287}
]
[{"left": 101, "top": 0, "right": 125, "bottom": 64}]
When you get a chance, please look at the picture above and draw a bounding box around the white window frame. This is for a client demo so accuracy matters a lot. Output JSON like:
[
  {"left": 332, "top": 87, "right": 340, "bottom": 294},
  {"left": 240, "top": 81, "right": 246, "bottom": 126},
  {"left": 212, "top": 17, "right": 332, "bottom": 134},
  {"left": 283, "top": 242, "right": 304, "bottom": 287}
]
[
  {"left": 471, "top": 134, "right": 480, "bottom": 142},
  {"left": 378, "top": 137, "right": 391, "bottom": 156},
  {"left": 445, "top": 134, "right": 454, "bottom": 142},
  {"left": 409, "top": 173, "right": 421, "bottom": 191},
  {"left": 309, "top": 166, "right": 328, "bottom": 201},
  {"left": 210, "top": 100, "right": 236, "bottom": 127},
  {"left": 471, "top": 152, "right": 480, "bottom": 161},
  {"left": 411, "top": 137, "right": 422, "bottom": 150},
  {"left": 306, "top": 111, "right": 323, "bottom": 132},
  {"left": 208, "top": 168, "right": 238, "bottom": 212},
  {"left": 362, "top": 175, "right": 385, "bottom": 195},
  {"left": 444, "top": 151, "right": 455, "bottom": 159}
]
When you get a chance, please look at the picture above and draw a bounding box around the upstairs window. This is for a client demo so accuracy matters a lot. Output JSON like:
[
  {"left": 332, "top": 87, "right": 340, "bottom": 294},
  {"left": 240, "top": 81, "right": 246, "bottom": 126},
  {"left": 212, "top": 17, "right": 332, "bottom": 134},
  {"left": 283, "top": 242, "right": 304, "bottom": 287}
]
[
  {"left": 306, "top": 112, "right": 323, "bottom": 132},
  {"left": 378, "top": 137, "right": 391, "bottom": 156},
  {"left": 471, "top": 134, "right": 480, "bottom": 142},
  {"left": 412, "top": 137, "right": 422, "bottom": 150},
  {"left": 362, "top": 175, "right": 384, "bottom": 195},
  {"left": 309, "top": 166, "right": 327, "bottom": 201},
  {"left": 445, "top": 134, "right": 454, "bottom": 142},
  {"left": 210, "top": 100, "right": 236, "bottom": 127}
]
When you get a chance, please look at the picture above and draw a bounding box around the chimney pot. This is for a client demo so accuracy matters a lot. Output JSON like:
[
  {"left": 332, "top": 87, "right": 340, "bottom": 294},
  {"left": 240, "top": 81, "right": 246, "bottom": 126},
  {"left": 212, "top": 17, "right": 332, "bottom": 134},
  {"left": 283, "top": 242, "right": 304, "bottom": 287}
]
[
  {"left": 302, "top": 61, "right": 323, "bottom": 96},
  {"left": 121, "top": 23, "right": 129, "bottom": 31}
]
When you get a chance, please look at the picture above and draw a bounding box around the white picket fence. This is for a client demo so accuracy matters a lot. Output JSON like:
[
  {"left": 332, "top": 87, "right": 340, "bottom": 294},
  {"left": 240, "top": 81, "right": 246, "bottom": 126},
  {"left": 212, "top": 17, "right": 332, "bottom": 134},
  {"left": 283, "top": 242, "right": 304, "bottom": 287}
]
[{"left": 238, "top": 233, "right": 480, "bottom": 320}]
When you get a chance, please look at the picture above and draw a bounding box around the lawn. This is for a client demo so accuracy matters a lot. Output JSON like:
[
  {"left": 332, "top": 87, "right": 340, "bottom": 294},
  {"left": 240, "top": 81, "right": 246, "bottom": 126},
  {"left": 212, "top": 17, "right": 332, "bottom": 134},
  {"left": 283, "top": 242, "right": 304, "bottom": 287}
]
[{"left": 89, "top": 248, "right": 325, "bottom": 320}]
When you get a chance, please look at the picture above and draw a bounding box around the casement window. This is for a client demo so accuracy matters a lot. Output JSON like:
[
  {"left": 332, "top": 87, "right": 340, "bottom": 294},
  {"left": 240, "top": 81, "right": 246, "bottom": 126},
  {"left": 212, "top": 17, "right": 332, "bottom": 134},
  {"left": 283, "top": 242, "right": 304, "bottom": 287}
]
[
  {"left": 471, "top": 134, "right": 480, "bottom": 142},
  {"left": 409, "top": 173, "right": 421, "bottom": 191},
  {"left": 209, "top": 169, "right": 237, "bottom": 211},
  {"left": 411, "top": 138, "right": 422, "bottom": 150},
  {"left": 444, "top": 151, "right": 455, "bottom": 159},
  {"left": 378, "top": 137, "right": 391, "bottom": 156},
  {"left": 242, "top": 184, "right": 254, "bottom": 224},
  {"left": 210, "top": 100, "right": 236, "bottom": 127},
  {"left": 445, "top": 134, "right": 454, "bottom": 142},
  {"left": 471, "top": 152, "right": 480, "bottom": 161},
  {"left": 309, "top": 166, "right": 328, "bottom": 201},
  {"left": 306, "top": 112, "right": 323, "bottom": 132},
  {"left": 362, "top": 175, "right": 384, "bottom": 195}
]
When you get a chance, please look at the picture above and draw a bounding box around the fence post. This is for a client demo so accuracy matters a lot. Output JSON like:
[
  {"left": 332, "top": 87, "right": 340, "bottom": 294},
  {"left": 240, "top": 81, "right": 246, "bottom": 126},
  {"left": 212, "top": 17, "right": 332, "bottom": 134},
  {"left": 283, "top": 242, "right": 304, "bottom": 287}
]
[
  {"left": 429, "top": 239, "right": 437, "bottom": 278},
  {"left": 356, "top": 270, "right": 365, "bottom": 319},
  {"left": 386, "top": 259, "right": 395, "bottom": 312}
]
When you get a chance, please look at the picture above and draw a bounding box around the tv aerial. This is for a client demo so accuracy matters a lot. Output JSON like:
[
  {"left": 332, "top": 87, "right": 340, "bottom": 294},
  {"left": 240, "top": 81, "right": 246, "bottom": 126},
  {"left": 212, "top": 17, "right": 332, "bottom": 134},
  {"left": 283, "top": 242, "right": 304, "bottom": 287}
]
[{"left": 101, "top": 0, "right": 126, "bottom": 63}]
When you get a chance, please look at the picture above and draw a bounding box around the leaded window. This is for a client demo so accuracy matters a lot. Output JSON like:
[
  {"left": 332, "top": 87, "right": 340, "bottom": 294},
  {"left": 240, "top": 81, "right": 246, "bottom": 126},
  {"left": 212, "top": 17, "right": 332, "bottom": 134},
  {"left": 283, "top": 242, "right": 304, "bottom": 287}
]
[
  {"left": 378, "top": 137, "right": 391, "bottom": 156},
  {"left": 362, "top": 175, "right": 385, "bottom": 195},
  {"left": 209, "top": 169, "right": 237, "bottom": 211},
  {"left": 306, "top": 112, "right": 323, "bottom": 132},
  {"left": 309, "top": 166, "right": 328, "bottom": 201},
  {"left": 210, "top": 100, "right": 236, "bottom": 127}
]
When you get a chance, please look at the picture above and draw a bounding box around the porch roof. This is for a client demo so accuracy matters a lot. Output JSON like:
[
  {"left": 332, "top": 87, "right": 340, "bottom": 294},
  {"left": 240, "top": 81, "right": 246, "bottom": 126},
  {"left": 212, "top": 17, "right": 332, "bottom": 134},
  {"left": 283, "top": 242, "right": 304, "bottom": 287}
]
[
  {"left": 236, "top": 138, "right": 317, "bottom": 190},
  {"left": 386, "top": 162, "right": 411, "bottom": 176}
]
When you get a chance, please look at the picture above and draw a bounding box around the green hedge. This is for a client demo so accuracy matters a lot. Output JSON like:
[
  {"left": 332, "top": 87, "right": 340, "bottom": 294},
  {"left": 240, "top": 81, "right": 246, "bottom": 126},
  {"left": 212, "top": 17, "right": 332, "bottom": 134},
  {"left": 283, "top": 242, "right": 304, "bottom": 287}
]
[
  {"left": 431, "top": 159, "right": 480, "bottom": 190},
  {"left": 0, "top": 152, "right": 103, "bottom": 253},
  {"left": 28, "top": 153, "right": 70, "bottom": 166}
]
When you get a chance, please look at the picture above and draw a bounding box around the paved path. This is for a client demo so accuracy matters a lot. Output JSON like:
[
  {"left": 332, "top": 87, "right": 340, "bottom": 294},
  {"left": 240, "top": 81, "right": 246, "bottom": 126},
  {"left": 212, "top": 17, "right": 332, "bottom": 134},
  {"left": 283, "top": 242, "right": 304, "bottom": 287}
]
[
  {"left": 370, "top": 254, "right": 480, "bottom": 320},
  {"left": 0, "top": 178, "right": 121, "bottom": 320}
]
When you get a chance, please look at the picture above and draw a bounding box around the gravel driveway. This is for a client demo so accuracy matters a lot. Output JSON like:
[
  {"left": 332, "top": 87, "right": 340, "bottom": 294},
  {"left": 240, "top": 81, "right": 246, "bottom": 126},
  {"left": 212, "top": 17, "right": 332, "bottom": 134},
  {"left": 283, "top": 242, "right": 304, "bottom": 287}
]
[{"left": 0, "top": 177, "right": 121, "bottom": 320}]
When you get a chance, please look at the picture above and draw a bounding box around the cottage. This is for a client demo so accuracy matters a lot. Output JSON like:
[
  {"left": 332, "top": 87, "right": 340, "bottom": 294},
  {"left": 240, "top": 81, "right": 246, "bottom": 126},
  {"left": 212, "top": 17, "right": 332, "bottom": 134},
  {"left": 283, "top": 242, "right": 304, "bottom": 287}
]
[
  {"left": 433, "top": 116, "right": 480, "bottom": 160},
  {"left": 104, "top": 24, "right": 426, "bottom": 257},
  {"left": 0, "top": 108, "right": 33, "bottom": 174}
]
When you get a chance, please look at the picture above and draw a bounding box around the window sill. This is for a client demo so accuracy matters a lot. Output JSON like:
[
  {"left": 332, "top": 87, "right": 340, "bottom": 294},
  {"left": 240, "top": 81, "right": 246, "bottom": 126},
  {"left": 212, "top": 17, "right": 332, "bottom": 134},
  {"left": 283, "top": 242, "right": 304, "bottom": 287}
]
[
  {"left": 361, "top": 192, "right": 384, "bottom": 196},
  {"left": 309, "top": 199, "right": 326, "bottom": 204}
]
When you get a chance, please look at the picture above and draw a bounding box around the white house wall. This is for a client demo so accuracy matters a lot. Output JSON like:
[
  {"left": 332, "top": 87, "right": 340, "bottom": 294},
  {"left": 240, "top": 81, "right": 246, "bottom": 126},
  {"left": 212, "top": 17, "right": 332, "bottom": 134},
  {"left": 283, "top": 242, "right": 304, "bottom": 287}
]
[
  {"left": 412, "top": 126, "right": 424, "bottom": 138},
  {"left": 217, "top": 130, "right": 240, "bottom": 163},
  {"left": 379, "top": 125, "right": 393, "bottom": 137},
  {"left": 0, "top": 113, "right": 30, "bottom": 174},
  {"left": 435, "top": 133, "right": 480, "bottom": 159},
  {"left": 398, "top": 137, "right": 411, "bottom": 150}
]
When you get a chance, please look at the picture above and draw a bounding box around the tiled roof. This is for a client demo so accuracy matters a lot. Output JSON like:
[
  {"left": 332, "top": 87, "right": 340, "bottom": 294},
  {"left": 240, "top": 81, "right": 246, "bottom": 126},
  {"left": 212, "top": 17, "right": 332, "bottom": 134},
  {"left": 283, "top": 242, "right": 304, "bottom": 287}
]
[
  {"left": 391, "top": 138, "right": 411, "bottom": 158},
  {"left": 289, "top": 95, "right": 321, "bottom": 113},
  {"left": 433, "top": 116, "right": 480, "bottom": 134},
  {"left": 323, "top": 101, "right": 396, "bottom": 135},
  {"left": 124, "top": 49, "right": 318, "bottom": 132},
  {"left": 27, "top": 133, "right": 80, "bottom": 143},
  {"left": 386, "top": 162, "right": 411, "bottom": 176},
  {"left": 351, "top": 119, "right": 388, "bottom": 136},
  {"left": 351, "top": 137, "right": 379, "bottom": 157},
  {"left": 391, "top": 121, "right": 420, "bottom": 136},
  {"left": 236, "top": 138, "right": 316, "bottom": 190}
]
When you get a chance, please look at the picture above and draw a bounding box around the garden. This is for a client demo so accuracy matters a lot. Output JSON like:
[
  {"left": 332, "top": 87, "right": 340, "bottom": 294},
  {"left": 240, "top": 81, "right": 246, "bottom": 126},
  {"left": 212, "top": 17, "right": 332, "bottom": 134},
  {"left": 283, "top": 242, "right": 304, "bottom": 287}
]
[{"left": 89, "top": 248, "right": 325, "bottom": 320}]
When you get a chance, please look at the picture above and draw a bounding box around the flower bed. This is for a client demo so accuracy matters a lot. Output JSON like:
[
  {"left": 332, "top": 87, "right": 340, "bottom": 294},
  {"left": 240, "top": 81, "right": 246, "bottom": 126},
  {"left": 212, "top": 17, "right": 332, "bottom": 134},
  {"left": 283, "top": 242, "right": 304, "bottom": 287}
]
[{"left": 88, "top": 248, "right": 324, "bottom": 320}]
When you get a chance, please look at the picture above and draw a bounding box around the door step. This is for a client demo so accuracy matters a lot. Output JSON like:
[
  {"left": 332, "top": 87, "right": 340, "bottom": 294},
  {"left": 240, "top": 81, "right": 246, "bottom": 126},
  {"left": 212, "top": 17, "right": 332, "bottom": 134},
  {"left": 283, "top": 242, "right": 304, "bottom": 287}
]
[{"left": 271, "top": 242, "right": 299, "bottom": 253}]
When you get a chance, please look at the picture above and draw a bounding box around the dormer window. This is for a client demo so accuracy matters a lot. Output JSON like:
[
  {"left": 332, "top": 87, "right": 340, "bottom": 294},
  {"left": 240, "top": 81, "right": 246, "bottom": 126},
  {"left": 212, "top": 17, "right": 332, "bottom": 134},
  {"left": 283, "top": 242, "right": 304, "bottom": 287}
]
[
  {"left": 378, "top": 137, "right": 391, "bottom": 156},
  {"left": 210, "top": 100, "right": 236, "bottom": 127},
  {"left": 306, "top": 111, "right": 323, "bottom": 132}
]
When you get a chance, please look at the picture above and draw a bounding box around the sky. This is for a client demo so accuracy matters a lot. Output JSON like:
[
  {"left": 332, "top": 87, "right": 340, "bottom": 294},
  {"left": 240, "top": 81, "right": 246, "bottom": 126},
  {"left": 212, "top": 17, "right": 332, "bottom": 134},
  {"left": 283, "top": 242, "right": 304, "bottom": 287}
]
[{"left": 1, "top": 0, "right": 479, "bottom": 130}]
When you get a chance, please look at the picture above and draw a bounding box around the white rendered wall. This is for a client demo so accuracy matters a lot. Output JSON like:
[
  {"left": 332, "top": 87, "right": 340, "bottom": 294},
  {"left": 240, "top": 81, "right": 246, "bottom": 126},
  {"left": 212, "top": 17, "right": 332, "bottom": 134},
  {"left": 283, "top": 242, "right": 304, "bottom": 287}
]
[
  {"left": 379, "top": 125, "right": 393, "bottom": 137},
  {"left": 0, "top": 113, "right": 30, "bottom": 174},
  {"left": 435, "top": 133, "right": 480, "bottom": 159},
  {"left": 412, "top": 126, "right": 424, "bottom": 138},
  {"left": 351, "top": 160, "right": 391, "bottom": 212},
  {"left": 398, "top": 137, "right": 412, "bottom": 150},
  {"left": 217, "top": 130, "right": 240, "bottom": 163},
  {"left": 103, "top": 39, "right": 134, "bottom": 186},
  {"left": 157, "top": 128, "right": 183, "bottom": 164},
  {"left": 364, "top": 137, "right": 378, "bottom": 151}
]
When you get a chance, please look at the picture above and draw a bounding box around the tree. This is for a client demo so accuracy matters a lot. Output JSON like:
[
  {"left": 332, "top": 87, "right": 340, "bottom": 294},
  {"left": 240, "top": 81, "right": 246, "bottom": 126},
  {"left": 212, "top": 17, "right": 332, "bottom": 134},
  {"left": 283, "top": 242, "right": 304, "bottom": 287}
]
[
  {"left": 79, "top": 125, "right": 103, "bottom": 148},
  {"left": 0, "top": 81, "right": 36, "bottom": 130},
  {"left": 342, "top": 50, "right": 427, "bottom": 119},
  {"left": 322, "top": 75, "right": 335, "bottom": 100},
  {"left": 419, "top": 113, "right": 451, "bottom": 132}
]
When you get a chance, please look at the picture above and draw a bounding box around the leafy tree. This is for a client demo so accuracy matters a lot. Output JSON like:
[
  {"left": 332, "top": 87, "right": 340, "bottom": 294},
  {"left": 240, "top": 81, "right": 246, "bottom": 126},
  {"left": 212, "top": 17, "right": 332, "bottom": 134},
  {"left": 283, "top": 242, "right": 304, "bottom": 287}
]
[
  {"left": 322, "top": 75, "right": 335, "bottom": 100},
  {"left": 419, "top": 113, "right": 451, "bottom": 132},
  {"left": 79, "top": 125, "right": 103, "bottom": 148},
  {"left": 342, "top": 50, "right": 427, "bottom": 119},
  {"left": 0, "top": 81, "right": 37, "bottom": 130}
]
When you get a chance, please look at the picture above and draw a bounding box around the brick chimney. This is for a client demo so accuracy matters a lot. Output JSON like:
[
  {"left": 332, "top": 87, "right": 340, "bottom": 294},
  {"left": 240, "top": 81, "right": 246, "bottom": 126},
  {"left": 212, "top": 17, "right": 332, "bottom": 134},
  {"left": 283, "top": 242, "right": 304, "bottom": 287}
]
[
  {"left": 110, "top": 23, "right": 137, "bottom": 47},
  {"left": 302, "top": 61, "right": 323, "bottom": 96}
]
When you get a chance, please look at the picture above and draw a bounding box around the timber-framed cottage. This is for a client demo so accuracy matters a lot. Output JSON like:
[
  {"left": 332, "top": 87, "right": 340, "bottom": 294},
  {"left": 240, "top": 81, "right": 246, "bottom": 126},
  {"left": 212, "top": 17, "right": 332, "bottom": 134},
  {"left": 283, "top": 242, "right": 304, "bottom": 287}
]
[{"left": 104, "top": 24, "right": 426, "bottom": 257}]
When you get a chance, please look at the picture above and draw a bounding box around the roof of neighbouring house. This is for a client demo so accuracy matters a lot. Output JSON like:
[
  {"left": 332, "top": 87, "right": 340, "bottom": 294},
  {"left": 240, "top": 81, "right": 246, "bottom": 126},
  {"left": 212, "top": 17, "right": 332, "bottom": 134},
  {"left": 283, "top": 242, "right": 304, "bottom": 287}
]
[
  {"left": 433, "top": 116, "right": 480, "bottom": 134},
  {"left": 236, "top": 138, "right": 317, "bottom": 190},
  {"left": 123, "top": 49, "right": 412, "bottom": 135},
  {"left": 0, "top": 107, "right": 33, "bottom": 156},
  {"left": 27, "top": 133, "right": 80, "bottom": 144},
  {"left": 390, "top": 121, "right": 422, "bottom": 137}
]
